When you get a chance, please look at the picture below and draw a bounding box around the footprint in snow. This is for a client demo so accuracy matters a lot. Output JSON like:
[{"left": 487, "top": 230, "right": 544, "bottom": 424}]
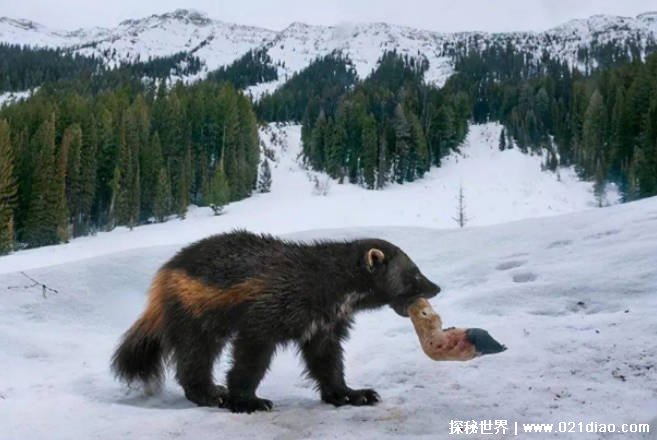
[
  {"left": 495, "top": 260, "right": 526, "bottom": 271},
  {"left": 512, "top": 272, "right": 538, "bottom": 283},
  {"left": 504, "top": 252, "right": 530, "bottom": 258},
  {"left": 584, "top": 229, "right": 621, "bottom": 240},
  {"left": 547, "top": 239, "right": 572, "bottom": 249}
]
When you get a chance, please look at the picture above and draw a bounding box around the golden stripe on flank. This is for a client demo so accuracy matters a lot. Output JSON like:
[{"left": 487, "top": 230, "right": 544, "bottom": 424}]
[
  {"left": 141, "top": 269, "right": 266, "bottom": 322},
  {"left": 135, "top": 270, "right": 167, "bottom": 335}
]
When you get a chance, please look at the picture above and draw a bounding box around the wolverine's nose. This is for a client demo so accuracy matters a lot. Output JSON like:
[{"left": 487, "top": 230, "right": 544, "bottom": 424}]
[{"left": 424, "top": 282, "right": 440, "bottom": 298}]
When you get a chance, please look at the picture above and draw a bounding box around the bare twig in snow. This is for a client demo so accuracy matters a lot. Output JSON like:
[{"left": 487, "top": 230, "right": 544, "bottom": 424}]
[{"left": 6, "top": 271, "right": 59, "bottom": 298}]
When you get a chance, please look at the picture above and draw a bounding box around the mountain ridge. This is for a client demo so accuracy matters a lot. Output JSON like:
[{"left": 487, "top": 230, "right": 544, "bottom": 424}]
[
  {"left": 1, "top": 9, "right": 657, "bottom": 90},
  {"left": 3, "top": 8, "right": 657, "bottom": 38}
]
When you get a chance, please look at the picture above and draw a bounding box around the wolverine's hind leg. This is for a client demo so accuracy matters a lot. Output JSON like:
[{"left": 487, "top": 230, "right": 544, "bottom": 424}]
[
  {"left": 170, "top": 323, "right": 228, "bottom": 407},
  {"left": 225, "top": 334, "right": 275, "bottom": 413}
]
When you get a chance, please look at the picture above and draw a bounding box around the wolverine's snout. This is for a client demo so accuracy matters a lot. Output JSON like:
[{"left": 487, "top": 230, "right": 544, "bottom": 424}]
[
  {"left": 424, "top": 282, "right": 440, "bottom": 298},
  {"left": 390, "top": 279, "right": 441, "bottom": 317},
  {"left": 419, "top": 278, "right": 440, "bottom": 299}
]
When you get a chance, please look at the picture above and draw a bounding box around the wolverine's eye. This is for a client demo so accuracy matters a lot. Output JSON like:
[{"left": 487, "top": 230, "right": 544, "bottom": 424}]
[{"left": 414, "top": 273, "right": 422, "bottom": 281}]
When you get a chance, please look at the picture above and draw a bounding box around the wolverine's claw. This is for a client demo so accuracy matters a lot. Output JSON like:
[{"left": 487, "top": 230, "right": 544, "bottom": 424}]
[
  {"left": 226, "top": 395, "right": 273, "bottom": 413},
  {"left": 322, "top": 388, "right": 381, "bottom": 407},
  {"left": 348, "top": 388, "right": 380, "bottom": 405}
]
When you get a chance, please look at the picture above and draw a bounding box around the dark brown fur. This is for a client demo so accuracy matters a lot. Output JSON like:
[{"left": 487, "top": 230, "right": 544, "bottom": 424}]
[{"left": 112, "top": 230, "right": 440, "bottom": 413}]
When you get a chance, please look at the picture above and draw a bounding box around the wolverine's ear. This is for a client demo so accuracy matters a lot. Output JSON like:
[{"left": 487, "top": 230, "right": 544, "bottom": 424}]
[{"left": 366, "top": 248, "right": 385, "bottom": 272}]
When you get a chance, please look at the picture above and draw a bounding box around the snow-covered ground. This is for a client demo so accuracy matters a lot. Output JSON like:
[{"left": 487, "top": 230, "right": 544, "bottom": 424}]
[
  {"left": 1, "top": 187, "right": 656, "bottom": 439},
  {"left": 1, "top": 122, "right": 652, "bottom": 439}
]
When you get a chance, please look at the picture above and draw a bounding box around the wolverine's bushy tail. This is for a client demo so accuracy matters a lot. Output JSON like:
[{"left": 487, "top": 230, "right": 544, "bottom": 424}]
[
  {"left": 112, "top": 276, "right": 167, "bottom": 392},
  {"left": 111, "top": 315, "right": 165, "bottom": 391}
]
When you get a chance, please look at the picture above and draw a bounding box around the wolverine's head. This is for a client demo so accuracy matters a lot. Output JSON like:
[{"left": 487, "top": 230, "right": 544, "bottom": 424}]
[{"left": 359, "top": 239, "right": 441, "bottom": 317}]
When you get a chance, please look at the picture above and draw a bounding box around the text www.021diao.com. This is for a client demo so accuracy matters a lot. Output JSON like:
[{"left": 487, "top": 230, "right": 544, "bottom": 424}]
[{"left": 448, "top": 420, "right": 650, "bottom": 435}]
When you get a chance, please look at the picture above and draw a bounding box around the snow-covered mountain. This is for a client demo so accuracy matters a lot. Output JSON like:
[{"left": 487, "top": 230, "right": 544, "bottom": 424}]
[
  {"left": 0, "top": 10, "right": 275, "bottom": 72},
  {"left": 260, "top": 11, "right": 657, "bottom": 90},
  {"left": 74, "top": 10, "right": 276, "bottom": 72},
  {"left": 2, "top": 9, "right": 657, "bottom": 90}
]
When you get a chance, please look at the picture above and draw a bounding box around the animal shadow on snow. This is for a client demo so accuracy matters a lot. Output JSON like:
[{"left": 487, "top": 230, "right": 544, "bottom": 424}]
[
  {"left": 110, "top": 385, "right": 320, "bottom": 413},
  {"left": 110, "top": 387, "right": 196, "bottom": 410}
]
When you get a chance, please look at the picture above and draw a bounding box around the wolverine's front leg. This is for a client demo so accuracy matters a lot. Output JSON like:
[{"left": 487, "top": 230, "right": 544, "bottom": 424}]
[
  {"left": 225, "top": 334, "right": 275, "bottom": 413},
  {"left": 300, "top": 323, "right": 380, "bottom": 407}
]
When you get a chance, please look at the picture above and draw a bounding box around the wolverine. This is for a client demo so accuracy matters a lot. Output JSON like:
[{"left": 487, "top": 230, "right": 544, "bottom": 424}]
[{"left": 112, "top": 230, "right": 440, "bottom": 413}]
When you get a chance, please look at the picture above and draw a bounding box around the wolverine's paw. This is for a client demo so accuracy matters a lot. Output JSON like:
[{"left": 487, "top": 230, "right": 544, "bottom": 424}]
[
  {"left": 185, "top": 385, "right": 228, "bottom": 407},
  {"left": 226, "top": 395, "right": 273, "bottom": 413},
  {"left": 322, "top": 388, "right": 381, "bottom": 407}
]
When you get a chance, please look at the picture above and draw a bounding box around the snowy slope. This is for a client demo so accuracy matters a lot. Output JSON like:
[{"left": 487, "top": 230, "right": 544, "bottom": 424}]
[
  {"left": 0, "top": 16, "right": 110, "bottom": 47},
  {"left": 2, "top": 10, "right": 657, "bottom": 90},
  {"left": 0, "top": 17, "right": 80, "bottom": 47},
  {"left": 256, "top": 21, "right": 456, "bottom": 95},
  {"left": 0, "top": 122, "right": 612, "bottom": 275},
  {"left": 0, "top": 89, "right": 33, "bottom": 108},
  {"left": 0, "top": 186, "right": 655, "bottom": 439},
  {"left": 73, "top": 10, "right": 276, "bottom": 72},
  {"left": 0, "top": 10, "right": 275, "bottom": 73}
]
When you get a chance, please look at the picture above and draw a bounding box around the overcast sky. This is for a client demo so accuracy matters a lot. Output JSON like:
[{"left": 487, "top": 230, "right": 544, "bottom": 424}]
[{"left": 2, "top": 0, "right": 655, "bottom": 32}]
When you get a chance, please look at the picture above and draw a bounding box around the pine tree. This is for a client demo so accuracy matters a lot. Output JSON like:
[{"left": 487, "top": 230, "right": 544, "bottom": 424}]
[
  {"left": 114, "top": 115, "right": 133, "bottom": 227},
  {"left": 309, "top": 111, "right": 328, "bottom": 169},
  {"left": 152, "top": 166, "right": 172, "bottom": 222},
  {"left": 112, "top": 109, "right": 142, "bottom": 229},
  {"left": 62, "top": 124, "right": 82, "bottom": 235},
  {"left": 131, "top": 162, "right": 141, "bottom": 229},
  {"left": 429, "top": 104, "right": 456, "bottom": 165},
  {"left": 237, "top": 94, "right": 260, "bottom": 196},
  {"left": 326, "top": 116, "right": 346, "bottom": 180},
  {"left": 53, "top": 126, "right": 70, "bottom": 242},
  {"left": 217, "top": 85, "right": 241, "bottom": 200},
  {"left": 140, "top": 131, "right": 164, "bottom": 221},
  {"left": 629, "top": 144, "right": 657, "bottom": 199},
  {"left": 0, "top": 120, "right": 17, "bottom": 254},
  {"left": 205, "top": 160, "right": 230, "bottom": 215},
  {"left": 128, "top": 106, "right": 143, "bottom": 229},
  {"left": 408, "top": 111, "right": 429, "bottom": 179},
  {"left": 392, "top": 103, "right": 411, "bottom": 183},
  {"left": 96, "top": 108, "right": 117, "bottom": 226},
  {"left": 78, "top": 115, "right": 97, "bottom": 235},
  {"left": 176, "top": 144, "right": 192, "bottom": 219},
  {"left": 22, "top": 113, "right": 60, "bottom": 247},
  {"left": 593, "top": 158, "right": 607, "bottom": 207},
  {"left": 581, "top": 89, "right": 607, "bottom": 178},
  {"left": 108, "top": 165, "right": 121, "bottom": 229},
  {"left": 257, "top": 159, "right": 272, "bottom": 193},
  {"left": 609, "top": 86, "right": 627, "bottom": 181},
  {"left": 361, "top": 115, "right": 378, "bottom": 189},
  {"left": 376, "top": 135, "right": 388, "bottom": 189}
]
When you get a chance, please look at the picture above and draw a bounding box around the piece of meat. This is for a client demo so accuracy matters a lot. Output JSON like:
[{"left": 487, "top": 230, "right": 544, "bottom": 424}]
[{"left": 407, "top": 298, "right": 506, "bottom": 361}]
